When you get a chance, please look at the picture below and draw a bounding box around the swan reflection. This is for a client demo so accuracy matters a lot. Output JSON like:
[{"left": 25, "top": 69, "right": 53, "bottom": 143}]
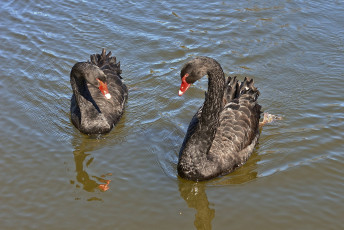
[
  {"left": 179, "top": 180, "right": 215, "bottom": 230},
  {"left": 71, "top": 134, "right": 112, "bottom": 196},
  {"left": 178, "top": 151, "right": 259, "bottom": 229}
]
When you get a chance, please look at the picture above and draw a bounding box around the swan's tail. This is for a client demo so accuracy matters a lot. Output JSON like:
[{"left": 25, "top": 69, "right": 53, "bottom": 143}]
[
  {"left": 89, "top": 48, "right": 122, "bottom": 79},
  {"left": 223, "top": 76, "right": 260, "bottom": 104}
]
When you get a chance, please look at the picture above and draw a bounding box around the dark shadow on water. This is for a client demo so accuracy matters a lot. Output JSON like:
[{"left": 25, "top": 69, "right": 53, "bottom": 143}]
[{"left": 177, "top": 150, "right": 260, "bottom": 230}]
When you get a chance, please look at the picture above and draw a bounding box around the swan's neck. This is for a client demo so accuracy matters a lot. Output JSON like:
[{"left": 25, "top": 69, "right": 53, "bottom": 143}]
[
  {"left": 71, "top": 75, "right": 101, "bottom": 114},
  {"left": 71, "top": 76, "right": 87, "bottom": 106},
  {"left": 178, "top": 62, "right": 225, "bottom": 180},
  {"left": 199, "top": 66, "right": 225, "bottom": 135},
  {"left": 185, "top": 63, "right": 225, "bottom": 155}
]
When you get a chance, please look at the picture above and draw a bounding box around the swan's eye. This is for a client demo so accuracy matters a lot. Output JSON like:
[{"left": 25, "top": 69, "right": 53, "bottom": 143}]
[{"left": 97, "top": 75, "right": 107, "bottom": 83}]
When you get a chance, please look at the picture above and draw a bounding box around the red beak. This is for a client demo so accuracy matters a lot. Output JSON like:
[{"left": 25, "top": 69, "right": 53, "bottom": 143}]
[
  {"left": 97, "top": 79, "right": 111, "bottom": 99},
  {"left": 179, "top": 74, "right": 190, "bottom": 96}
]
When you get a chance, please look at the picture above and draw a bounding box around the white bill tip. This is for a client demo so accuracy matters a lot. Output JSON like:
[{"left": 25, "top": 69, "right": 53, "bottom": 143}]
[{"left": 105, "top": 93, "right": 111, "bottom": 99}]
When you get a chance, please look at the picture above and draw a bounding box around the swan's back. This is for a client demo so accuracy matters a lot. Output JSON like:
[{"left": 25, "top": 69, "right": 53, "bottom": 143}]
[
  {"left": 179, "top": 76, "right": 261, "bottom": 179},
  {"left": 209, "top": 76, "right": 261, "bottom": 175},
  {"left": 89, "top": 49, "right": 128, "bottom": 116},
  {"left": 90, "top": 49, "right": 122, "bottom": 78}
]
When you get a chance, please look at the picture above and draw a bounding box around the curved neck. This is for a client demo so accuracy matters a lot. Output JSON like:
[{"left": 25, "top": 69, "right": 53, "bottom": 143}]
[
  {"left": 178, "top": 58, "right": 227, "bottom": 180},
  {"left": 200, "top": 64, "right": 225, "bottom": 133},
  {"left": 187, "top": 60, "right": 225, "bottom": 155},
  {"left": 71, "top": 74, "right": 83, "bottom": 102},
  {"left": 71, "top": 74, "right": 101, "bottom": 113},
  {"left": 71, "top": 74, "right": 87, "bottom": 105}
]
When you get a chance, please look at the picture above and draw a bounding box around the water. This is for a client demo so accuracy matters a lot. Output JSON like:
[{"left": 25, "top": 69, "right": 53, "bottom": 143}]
[{"left": 1, "top": 0, "right": 344, "bottom": 229}]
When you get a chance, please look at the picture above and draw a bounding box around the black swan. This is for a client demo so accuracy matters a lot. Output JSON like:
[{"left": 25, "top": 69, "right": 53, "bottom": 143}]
[
  {"left": 70, "top": 49, "right": 128, "bottom": 134},
  {"left": 177, "top": 57, "right": 261, "bottom": 181}
]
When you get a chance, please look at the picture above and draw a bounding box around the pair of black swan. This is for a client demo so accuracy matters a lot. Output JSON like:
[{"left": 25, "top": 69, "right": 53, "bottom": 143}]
[{"left": 70, "top": 50, "right": 261, "bottom": 181}]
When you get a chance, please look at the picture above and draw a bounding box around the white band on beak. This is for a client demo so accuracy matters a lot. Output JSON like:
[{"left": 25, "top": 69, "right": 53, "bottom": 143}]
[{"left": 105, "top": 93, "right": 111, "bottom": 99}]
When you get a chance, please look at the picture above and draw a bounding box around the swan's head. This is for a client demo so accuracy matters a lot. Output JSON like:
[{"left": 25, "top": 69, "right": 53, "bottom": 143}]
[
  {"left": 71, "top": 62, "right": 111, "bottom": 99},
  {"left": 179, "top": 57, "right": 215, "bottom": 96}
]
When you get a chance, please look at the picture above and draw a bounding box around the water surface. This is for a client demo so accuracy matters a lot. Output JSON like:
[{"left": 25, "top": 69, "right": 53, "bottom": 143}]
[{"left": 1, "top": 0, "right": 344, "bottom": 229}]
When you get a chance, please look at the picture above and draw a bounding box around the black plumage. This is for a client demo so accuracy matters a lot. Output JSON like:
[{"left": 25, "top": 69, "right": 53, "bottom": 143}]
[
  {"left": 70, "top": 49, "right": 128, "bottom": 134},
  {"left": 178, "top": 57, "right": 261, "bottom": 181}
]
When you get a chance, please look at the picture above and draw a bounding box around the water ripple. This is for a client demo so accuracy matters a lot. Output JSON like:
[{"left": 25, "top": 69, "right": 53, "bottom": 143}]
[{"left": 1, "top": 0, "right": 344, "bottom": 229}]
